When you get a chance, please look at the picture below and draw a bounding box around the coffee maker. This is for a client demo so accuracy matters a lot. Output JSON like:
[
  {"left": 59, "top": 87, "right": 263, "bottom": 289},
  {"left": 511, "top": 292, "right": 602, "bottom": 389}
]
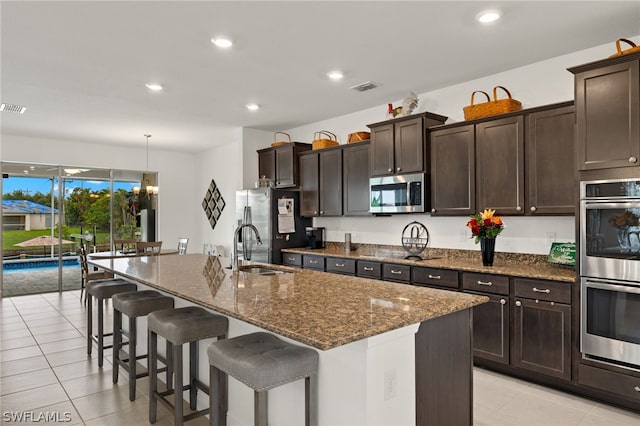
[{"left": 305, "top": 227, "right": 325, "bottom": 249}]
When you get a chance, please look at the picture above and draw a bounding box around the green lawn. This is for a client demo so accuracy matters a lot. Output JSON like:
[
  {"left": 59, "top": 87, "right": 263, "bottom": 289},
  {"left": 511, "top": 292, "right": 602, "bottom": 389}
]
[{"left": 3, "top": 228, "right": 110, "bottom": 250}]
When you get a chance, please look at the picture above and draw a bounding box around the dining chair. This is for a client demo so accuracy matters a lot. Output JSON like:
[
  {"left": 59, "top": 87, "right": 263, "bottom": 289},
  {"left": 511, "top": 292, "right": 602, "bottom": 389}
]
[
  {"left": 113, "top": 238, "right": 137, "bottom": 254},
  {"left": 177, "top": 237, "right": 189, "bottom": 255},
  {"left": 78, "top": 239, "right": 115, "bottom": 303},
  {"left": 136, "top": 241, "right": 163, "bottom": 256}
]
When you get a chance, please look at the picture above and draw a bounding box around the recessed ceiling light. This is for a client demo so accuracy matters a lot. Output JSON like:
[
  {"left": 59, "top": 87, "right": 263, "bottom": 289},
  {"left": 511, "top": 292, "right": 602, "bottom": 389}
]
[
  {"left": 211, "top": 37, "right": 233, "bottom": 48},
  {"left": 246, "top": 103, "right": 260, "bottom": 111},
  {"left": 145, "top": 83, "right": 163, "bottom": 91},
  {"left": 327, "top": 70, "right": 344, "bottom": 80},
  {"left": 476, "top": 9, "right": 502, "bottom": 23}
]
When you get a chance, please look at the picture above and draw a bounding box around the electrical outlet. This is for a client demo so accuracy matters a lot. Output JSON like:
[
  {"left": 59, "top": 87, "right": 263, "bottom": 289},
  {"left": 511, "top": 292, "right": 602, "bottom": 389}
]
[
  {"left": 546, "top": 232, "right": 556, "bottom": 246},
  {"left": 383, "top": 369, "right": 397, "bottom": 401}
]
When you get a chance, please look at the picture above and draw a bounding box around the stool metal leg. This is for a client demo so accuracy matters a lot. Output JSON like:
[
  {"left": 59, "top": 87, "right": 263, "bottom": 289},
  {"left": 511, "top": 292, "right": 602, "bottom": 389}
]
[
  {"left": 209, "top": 365, "right": 227, "bottom": 426},
  {"left": 97, "top": 298, "right": 104, "bottom": 368},
  {"left": 306, "top": 374, "right": 317, "bottom": 426},
  {"left": 149, "top": 330, "right": 158, "bottom": 424},
  {"left": 166, "top": 341, "right": 173, "bottom": 388},
  {"left": 173, "top": 343, "right": 184, "bottom": 426},
  {"left": 255, "top": 390, "right": 267, "bottom": 426},
  {"left": 112, "top": 309, "right": 122, "bottom": 384},
  {"left": 189, "top": 341, "right": 198, "bottom": 410},
  {"left": 128, "top": 316, "right": 137, "bottom": 401},
  {"left": 86, "top": 294, "right": 93, "bottom": 355}
]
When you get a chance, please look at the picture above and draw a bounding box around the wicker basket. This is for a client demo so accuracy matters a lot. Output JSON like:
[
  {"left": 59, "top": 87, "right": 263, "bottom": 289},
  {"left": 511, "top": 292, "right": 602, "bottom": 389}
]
[
  {"left": 271, "top": 132, "right": 291, "bottom": 147},
  {"left": 347, "top": 131, "right": 370, "bottom": 143},
  {"left": 609, "top": 38, "right": 640, "bottom": 58},
  {"left": 312, "top": 130, "right": 339, "bottom": 150},
  {"left": 463, "top": 86, "right": 522, "bottom": 120}
]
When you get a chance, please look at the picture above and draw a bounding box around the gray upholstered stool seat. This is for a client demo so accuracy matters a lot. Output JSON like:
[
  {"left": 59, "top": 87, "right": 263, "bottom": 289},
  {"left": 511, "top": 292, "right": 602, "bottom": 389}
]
[
  {"left": 86, "top": 279, "right": 137, "bottom": 367},
  {"left": 207, "top": 332, "right": 319, "bottom": 426},
  {"left": 112, "top": 290, "right": 175, "bottom": 401},
  {"left": 148, "top": 306, "right": 228, "bottom": 426}
]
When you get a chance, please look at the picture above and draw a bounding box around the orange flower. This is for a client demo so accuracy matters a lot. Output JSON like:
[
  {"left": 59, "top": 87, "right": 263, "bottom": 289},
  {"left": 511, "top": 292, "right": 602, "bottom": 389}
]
[{"left": 492, "top": 216, "right": 503, "bottom": 226}]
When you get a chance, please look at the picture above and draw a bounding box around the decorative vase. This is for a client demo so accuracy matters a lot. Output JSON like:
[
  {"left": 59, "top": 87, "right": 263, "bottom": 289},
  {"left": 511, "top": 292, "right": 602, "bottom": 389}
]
[{"left": 480, "top": 238, "right": 496, "bottom": 266}]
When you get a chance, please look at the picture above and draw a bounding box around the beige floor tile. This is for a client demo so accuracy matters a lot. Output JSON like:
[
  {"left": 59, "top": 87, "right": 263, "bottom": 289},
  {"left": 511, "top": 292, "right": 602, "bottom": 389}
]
[
  {"left": 28, "top": 322, "right": 77, "bottom": 335},
  {"left": 0, "top": 314, "right": 23, "bottom": 324},
  {"left": 0, "top": 367, "right": 58, "bottom": 396},
  {"left": 61, "top": 368, "right": 128, "bottom": 399},
  {"left": 0, "top": 321, "right": 29, "bottom": 332},
  {"left": 45, "top": 347, "right": 96, "bottom": 367},
  {"left": 0, "top": 335, "right": 37, "bottom": 350},
  {"left": 0, "top": 382, "right": 68, "bottom": 412},
  {"left": 72, "top": 385, "right": 143, "bottom": 421},
  {"left": 39, "top": 336, "right": 87, "bottom": 354},
  {"left": 0, "top": 354, "right": 49, "bottom": 378},
  {"left": 0, "top": 345, "right": 42, "bottom": 362},
  {"left": 23, "top": 316, "right": 72, "bottom": 328},
  {"left": 0, "top": 400, "right": 83, "bottom": 426},
  {"left": 53, "top": 359, "right": 114, "bottom": 381},
  {"left": 33, "top": 328, "right": 85, "bottom": 344},
  {"left": 0, "top": 327, "right": 32, "bottom": 340}
]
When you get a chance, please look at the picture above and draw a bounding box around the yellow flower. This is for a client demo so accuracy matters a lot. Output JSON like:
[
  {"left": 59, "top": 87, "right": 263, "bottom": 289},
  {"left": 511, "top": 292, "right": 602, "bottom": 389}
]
[{"left": 480, "top": 209, "right": 496, "bottom": 220}]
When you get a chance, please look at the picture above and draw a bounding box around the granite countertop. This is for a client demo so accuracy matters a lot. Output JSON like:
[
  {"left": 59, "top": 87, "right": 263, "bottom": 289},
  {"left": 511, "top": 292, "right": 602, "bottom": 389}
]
[
  {"left": 282, "top": 243, "right": 576, "bottom": 283},
  {"left": 89, "top": 254, "right": 487, "bottom": 351}
]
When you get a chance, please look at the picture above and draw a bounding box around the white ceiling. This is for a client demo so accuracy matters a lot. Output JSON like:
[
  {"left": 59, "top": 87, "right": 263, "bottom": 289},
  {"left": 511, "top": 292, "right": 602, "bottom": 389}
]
[{"left": 1, "top": 1, "right": 639, "bottom": 153}]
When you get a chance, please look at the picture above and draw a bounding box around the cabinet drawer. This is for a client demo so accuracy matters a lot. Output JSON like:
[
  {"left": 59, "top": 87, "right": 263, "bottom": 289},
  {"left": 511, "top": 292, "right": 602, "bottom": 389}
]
[
  {"left": 282, "top": 253, "right": 302, "bottom": 267},
  {"left": 514, "top": 278, "right": 571, "bottom": 304},
  {"left": 303, "top": 255, "right": 325, "bottom": 270},
  {"left": 579, "top": 364, "right": 640, "bottom": 403},
  {"left": 357, "top": 261, "right": 382, "bottom": 279},
  {"left": 383, "top": 263, "right": 411, "bottom": 282},
  {"left": 462, "top": 273, "right": 509, "bottom": 295},
  {"left": 412, "top": 267, "right": 459, "bottom": 289},
  {"left": 325, "top": 257, "right": 356, "bottom": 275}
]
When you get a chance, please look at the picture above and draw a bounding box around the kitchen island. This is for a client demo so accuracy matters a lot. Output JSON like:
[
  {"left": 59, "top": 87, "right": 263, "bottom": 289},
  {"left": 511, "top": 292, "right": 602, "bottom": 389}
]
[{"left": 89, "top": 253, "right": 487, "bottom": 425}]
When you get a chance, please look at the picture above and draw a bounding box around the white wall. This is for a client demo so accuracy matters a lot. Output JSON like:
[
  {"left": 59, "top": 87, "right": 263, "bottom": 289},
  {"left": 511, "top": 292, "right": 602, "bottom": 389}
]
[{"left": 281, "top": 39, "right": 638, "bottom": 254}]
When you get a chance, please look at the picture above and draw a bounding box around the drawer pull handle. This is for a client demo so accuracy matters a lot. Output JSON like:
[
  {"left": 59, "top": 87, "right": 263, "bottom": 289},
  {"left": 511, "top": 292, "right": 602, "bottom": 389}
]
[
  {"left": 428, "top": 274, "right": 441, "bottom": 280},
  {"left": 363, "top": 267, "right": 374, "bottom": 271},
  {"left": 477, "top": 280, "right": 493, "bottom": 286},
  {"left": 390, "top": 270, "right": 403, "bottom": 275},
  {"left": 629, "top": 156, "right": 638, "bottom": 163},
  {"left": 500, "top": 299, "right": 506, "bottom": 305},
  {"left": 309, "top": 260, "right": 318, "bottom": 264},
  {"left": 634, "top": 386, "right": 640, "bottom": 392},
  {"left": 335, "top": 263, "right": 345, "bottom": 267},
  {"left": 533, "top": 287, "right": 551, "bottom": 294},
  {"left": 288, "top": 257, "right": 295, "bottom": 261},
  {"left": 516, "top": 300, "right": 522, "bottom": 307}
]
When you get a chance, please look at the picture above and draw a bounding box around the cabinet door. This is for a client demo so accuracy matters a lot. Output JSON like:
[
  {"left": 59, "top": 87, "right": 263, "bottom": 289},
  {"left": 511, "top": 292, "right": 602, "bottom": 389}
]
[
  {"left": 513, "top": 298, "right": 571, "bottom": 380},
  {"left": 343, "top": 143, "right": 371, "bottom": 215},
  {"left": 526, "top": 106, "right": 576, "bottom": 215},
  {"left": 575, "top": 60, "right": 640, "bottom": 170},
  {"left": 394, "top": 116, "right": 424, "bottom": 174},
  {"left": 275, "top": 145, "right": 295, "bottom": 187},
  {"left": 476, "top": 115, "right": 525, "bottom": 215},
  {"left": 370, "top": 123, "right": 395, "bottom": 176},
  {"left": 430, "top": 125, "right": 476, "bottom": 215},
  {"left": 466, "top": 292, "right": 510, "bottom": 364},
  {"left": 258, "top": 150, "right": 275, "bottom": 182},
  {"left": 319, "top": 149, "right": 343, "bottom": 216},
  {"left": 299, "top": 153, "right": 319, "bottom": 217}
]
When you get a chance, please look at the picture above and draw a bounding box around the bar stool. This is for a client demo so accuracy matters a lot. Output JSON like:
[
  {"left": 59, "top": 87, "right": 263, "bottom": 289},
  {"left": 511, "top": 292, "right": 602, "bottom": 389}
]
[
  {"left": 207, "top": 331, "right": 319, "bottom": 426},
  {"left": 86, "top": 279, "right": 138, "bottom": 367},
  {"left": 112, "top": 290, "right": 175, "bottom": 401},
  {"left": 148, "top": 306, "right": 228, "bottom": 426}
]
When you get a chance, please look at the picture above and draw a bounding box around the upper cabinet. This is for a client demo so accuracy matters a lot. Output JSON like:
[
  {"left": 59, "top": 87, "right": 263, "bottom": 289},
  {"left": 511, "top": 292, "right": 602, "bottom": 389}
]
[
  {"left": 569, "top": 55, "right": 640, "bottom": 170},
  {"left": 342, "top": 142, "right": 371, "bottom": 216},
  {"left": 367, "top": 112, "right": 447, "bottom": 177},
  {"left": 257, "top": 142, "right": 311, "bottom": 188},
  {"left": 299, "top": 147, "right": 343, "bottom": 217}
]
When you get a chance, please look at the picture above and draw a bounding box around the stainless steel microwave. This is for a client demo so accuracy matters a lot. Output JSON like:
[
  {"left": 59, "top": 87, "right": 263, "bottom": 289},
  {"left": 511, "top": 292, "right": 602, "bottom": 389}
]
[{"left": 369, "top": 172, "right": 426, "bottom": 214}]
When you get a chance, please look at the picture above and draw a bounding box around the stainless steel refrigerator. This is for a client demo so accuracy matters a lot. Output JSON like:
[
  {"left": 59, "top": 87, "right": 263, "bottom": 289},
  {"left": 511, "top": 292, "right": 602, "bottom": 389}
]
[{"left": 235, "top": 188, "right": 311, "bottom": 264}]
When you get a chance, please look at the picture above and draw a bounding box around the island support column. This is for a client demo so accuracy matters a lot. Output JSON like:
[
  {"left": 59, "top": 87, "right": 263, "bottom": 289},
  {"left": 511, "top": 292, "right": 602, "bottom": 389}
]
[{"left": 415, "top": 308, "right": 473, "bottom": 425}]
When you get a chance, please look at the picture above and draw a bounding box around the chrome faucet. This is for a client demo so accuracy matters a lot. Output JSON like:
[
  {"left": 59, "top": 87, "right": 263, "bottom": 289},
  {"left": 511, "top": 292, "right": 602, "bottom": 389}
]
[{"left": 232, "top": 223, "right": 262, "bottom": 272}]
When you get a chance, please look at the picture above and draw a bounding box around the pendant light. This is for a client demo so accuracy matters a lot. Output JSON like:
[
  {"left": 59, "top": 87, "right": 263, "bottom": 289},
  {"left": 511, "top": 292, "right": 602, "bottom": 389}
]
[{"left": 133, "top": 134, "right": 159, "bottom": 197}]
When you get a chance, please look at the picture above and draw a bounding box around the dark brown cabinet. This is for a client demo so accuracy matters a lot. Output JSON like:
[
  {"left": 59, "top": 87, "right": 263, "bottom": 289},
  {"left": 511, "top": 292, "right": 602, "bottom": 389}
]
[
  {"left": 412, "top": 266, "right": 459, "bottom": 289},
  {"left": 476, "top": 115, "right": 525, "bottom": 215},
  {"left": 430, "top": 124, "right": 476, "bottom": 216},
  {"left": 282, "top": 253, "right": 302, "bottom": 267},
  {"left": 570, "top": 56, "right": 640, "bottom": 170},
  {"left": 463, "top": 273, "right": 510, "bottom": 365},
  {"left": 368, "top": 112, "right": 447, "bottom": 177},
  {"left": 302, "top": 254, "right": 325, "bottom": 271},
  {"left": 299, "top": 148, "right": 343, "bottom": 217},
  {"left": 257, "top": 142, "right": 311, "bottom": 188},
  {"left": 526, "top": 104, "right": 576, "bottom": 215},
  {"left": 325, "top": 257, "right": 356, "bottom": 275},
  {"left": 342, "top": 142, "right": 371, "bottom": 216}
]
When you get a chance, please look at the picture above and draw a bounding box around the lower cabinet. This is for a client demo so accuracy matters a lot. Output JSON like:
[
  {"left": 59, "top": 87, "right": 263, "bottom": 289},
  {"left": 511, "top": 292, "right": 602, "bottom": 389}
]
[
  {"left": 303, "top": 254, "right": 325, "bottom": 271},
  {"left": 466, "top": 292, "right": 510, "bottom": 365},
  {"left": 578, "top": 364, "right": 640, "bottom": 403},
  {"left": 282, "top": 253, "right": 302, "bottom": 267},
  {"left": 357, "top": 261, "right": 382, "bottom": 279},
  {"left": 325, "top": 257, "right": 355, "bottom": 275}
]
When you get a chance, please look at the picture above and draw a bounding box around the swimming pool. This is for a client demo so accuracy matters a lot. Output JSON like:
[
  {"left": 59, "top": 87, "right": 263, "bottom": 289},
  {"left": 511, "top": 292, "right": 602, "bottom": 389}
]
[{"left": 2, "top": 257, "right": 80, "bottom": 272}]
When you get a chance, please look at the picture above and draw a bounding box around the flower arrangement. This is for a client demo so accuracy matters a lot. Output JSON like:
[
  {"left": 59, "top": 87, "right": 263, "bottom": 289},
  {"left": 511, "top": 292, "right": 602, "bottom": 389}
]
[
  {"left": 467, "top": 209, "right": 504, "bottom": 243},
  {"left": 609, "top": 210, "right": 639, "bottom": 229}
]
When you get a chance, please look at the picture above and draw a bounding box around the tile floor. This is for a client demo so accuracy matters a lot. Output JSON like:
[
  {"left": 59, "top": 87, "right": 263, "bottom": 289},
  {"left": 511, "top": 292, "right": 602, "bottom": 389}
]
[{"left": 1, "top": 290, "right": 640, "bottom": 425}]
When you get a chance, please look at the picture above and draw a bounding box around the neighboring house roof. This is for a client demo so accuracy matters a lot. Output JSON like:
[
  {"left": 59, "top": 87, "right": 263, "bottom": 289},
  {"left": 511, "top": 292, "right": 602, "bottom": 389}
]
[{"left": 2, "top": 200, "right": 59, "bottom": 214}]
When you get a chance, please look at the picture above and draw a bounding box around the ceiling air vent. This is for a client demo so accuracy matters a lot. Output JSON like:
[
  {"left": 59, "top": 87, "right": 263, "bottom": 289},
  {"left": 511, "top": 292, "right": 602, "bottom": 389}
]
[
  {"left": 350, "top": 81, "right": 380, "bottom": 92},
  {"left": 0, "top": 103, "right": 27, "bottom": 114}
]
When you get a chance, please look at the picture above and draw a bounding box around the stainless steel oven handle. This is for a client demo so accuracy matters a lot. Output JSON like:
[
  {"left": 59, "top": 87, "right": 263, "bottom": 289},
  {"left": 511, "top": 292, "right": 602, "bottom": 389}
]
[{"left": 533, "top": 287, "right": 551, "bottom": 294}]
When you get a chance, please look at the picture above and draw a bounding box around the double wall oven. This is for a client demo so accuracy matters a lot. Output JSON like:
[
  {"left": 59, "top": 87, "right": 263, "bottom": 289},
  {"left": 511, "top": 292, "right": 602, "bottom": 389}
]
[{"left": 580, "top": 178, "right": 640, "bottom": 369}]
